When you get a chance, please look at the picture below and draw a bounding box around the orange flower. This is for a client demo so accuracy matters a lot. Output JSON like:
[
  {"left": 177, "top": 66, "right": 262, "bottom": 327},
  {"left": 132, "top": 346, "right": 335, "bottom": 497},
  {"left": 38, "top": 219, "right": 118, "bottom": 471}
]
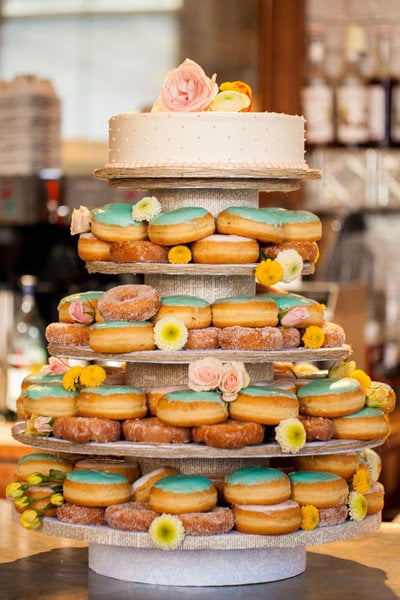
[{"left": 220, "top": 81, "right": 253, "bottom": 111}]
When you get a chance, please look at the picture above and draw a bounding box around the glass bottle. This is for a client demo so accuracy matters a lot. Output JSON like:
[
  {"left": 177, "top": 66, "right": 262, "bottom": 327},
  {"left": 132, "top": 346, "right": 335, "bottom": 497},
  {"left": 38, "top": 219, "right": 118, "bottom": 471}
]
[
  {"left": 368, "top": 26, "right": 393, "bottom": 147},
  {"left": 6, "top": 274, "right": 47, "bottom": 417}
]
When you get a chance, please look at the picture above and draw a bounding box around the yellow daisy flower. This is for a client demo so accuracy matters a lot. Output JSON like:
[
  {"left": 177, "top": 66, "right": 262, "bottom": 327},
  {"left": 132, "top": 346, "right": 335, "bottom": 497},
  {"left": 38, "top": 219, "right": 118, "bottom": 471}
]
[
  {"left": 352, "top": 468, "right": 371, "bottom": 495},
  {"left": 154, "top": 316, "right": 188, "bottom": 351},
  {"left": 255, "top": 259, "right": 283, "bottom": 287},
  {"left": 275, "top": 418, "right": 306, "bottom": 454},
  {"left": 132, "top": 196, "right": 161, "bottom": 221},
  {"left": 79, "top": 365, "right": 107, "bottom": 388},
  {"left": 168, "top": 245, "right": 192, "bottom": 264},
  {"left": 302, "top": 326, "right": 325, "bottom": 349},
  {"left": 300, "top": 505, "right": 319, "bottom": 530},
  {"left": 62, "top": 366, "right": 84, "bottom": 391},
  {"left": 347, "top": 491, "right": 367, "bottom": 522},
  {"left": 149, "top": 514, "right": 185, "bottom": 550}
]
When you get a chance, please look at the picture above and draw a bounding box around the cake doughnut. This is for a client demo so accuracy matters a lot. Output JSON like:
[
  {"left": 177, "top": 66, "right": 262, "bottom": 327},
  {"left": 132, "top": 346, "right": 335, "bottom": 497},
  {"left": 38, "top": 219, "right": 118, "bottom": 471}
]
[
  {"left": 229, "top": 386, "right": 299, "bottom": 425},
  {"left": 148, "top": 207, "right": 215, "bottom": 245},
  {"left": 149, "top": 474, "right": 217, "bottom": 514},
  {"left": 110, "top": 240, "right": 169, "bottom": 263},
  {"left": 289, "top": 471, "right": 349, "bottom": 508},
  {"left": 321, "top": 322, "right": 346, "bottom": 347},
  {"left": 22, "top": 384, "right": 78, "bottom": 418},
  {"left": 297, "top": 377, "right": 366, "bottom": 418},
  {"left": 364, "top": 481, "right": 385, "bottom": 515},
  {"left": 74, "top": 457, "right": 140, "bottom": 482},
  {"left": 97, "top": 284, "right": 160, "bottom": 322},
  {"left": 233, "top": 500, "right": 301, "bottom": 535},
  {"left": 152, "top": 295, "right": 211, "bottom": 329},
  {"left": 261, "top": 241, "right": 319, "bottom": 263},
  {"left": 279, "top": 326, "right": 301, "bottom": 348},
  {"left": 45, "top": 322, "right": 90, "bottom": 346},
  {"left": 211, "top": 295, "right": 278, "bottom": 328},
  {"left": 224, "top": 466, "right": 291, "bottom": 505},
  {"left": 89, "top": 321, "right": 155, "bottom": 353},
  {"left": 63, "top": 469, "right": 132, "bottom": 507},
  {"left": 57, "top": 291, "right": 104, "bottom": 323},
  {"left": 77, "top": 233, "right": 112, "bottom": 262},
  {"left": 15, "top": 452, "right": 74, "bottom": 481},
  {"left": 184, "top": 327, "right": 221, "bottom": 350},
  {"left": 298, "top": 415, "right": 334, "bottom": 442},
  {"left": 77, "top": 385, "right": 147, "bottom": 420},
  {"left": 91, "top": 203, "right": 147, "bottom": 242},
  {"left": 294, "top": 453, "right": 360, "bottom": 480},
  {"left": 317, "top": 504, "right": 348, "bottom": 527},
  {"left": 218, "top": 326, "right": 283, "bottom": 351},
  {"left": 52, "top": 416, "right": 121, "bottom": 443},
  {"left": 192, "top": 419, "right": 265, "bottom": 449},
  {"left": 105, "top": 501, "right": 158, "bottom": 531},
  {"left": 132, "top": 466, "right": 180, "bottom": 502},
  {"left": 156, "top": 390, "right": 228, "bottom": 427},
  {"left": 122, "top": 417, "right": 192, "bottom": 444},
  {"left": 146, "top": 385, "right": 186, "bottom": 416},
  {"left": 266, "top": 291, "right": 325, "bottom": 328},
  {"left": 177, "top": 507, "right": 235, "bottom": 535},
  {"left": 191, "top": 234, "right": 259, "bottom": 264},
  {"left": 57, "top": 502, "right": 106, "bottom": 525},
  {"left": 332, "top": 407, "right": 390, "bottom": 440}
]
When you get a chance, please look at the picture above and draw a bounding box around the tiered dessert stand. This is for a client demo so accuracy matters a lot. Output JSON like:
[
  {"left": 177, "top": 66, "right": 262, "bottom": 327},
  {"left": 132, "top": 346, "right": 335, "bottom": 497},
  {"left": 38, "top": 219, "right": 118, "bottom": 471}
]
[{"left": 12, "top": 166, "right": 384, "bottom": 586}]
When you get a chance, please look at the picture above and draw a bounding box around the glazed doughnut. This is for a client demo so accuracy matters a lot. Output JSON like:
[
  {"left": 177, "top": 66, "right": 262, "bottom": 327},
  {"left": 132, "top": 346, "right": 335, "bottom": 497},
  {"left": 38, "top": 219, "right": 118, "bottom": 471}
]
[
  {"left": 14, "top": 486, "right": 58, "bottom": 516},
  {"left": 224, "top": 466, "right": 291, "bottom": 505},
  {"left": 177, "top": 507, "right": 235, "bottom": 535},
  {"left": 45, "top": 322, "right": 90, "bottom": 346},
  {"left": 318, "top": 504, "right": 348, "bottom": 527},
  {"left": 15, "top": 452, "right": 74, "bottom": 481},
  {"left": 364, "top": 482, "right": 385, "bottom": 514},
  {"left": 332, "top": 407, "right": 390, "bottom": 440},
  {"left": 156, "top": 390, "right": 228, "bottom": 427},
  {"left": 77, "top": 233, "right": 112, "bottom": 262},
  {"left": 233, "top": 500, "right": 301, "bottom": 535},
  {"left": 57, "top": 502, "right": 106, "bottom": 525},
  {"left": 22, "top": 384, "right": 78, "bottom": 418},
  {"left": 146, "top": 385, "right": 186, "bottom": 416},
  {"left": 74, "top": 457, "right": 140, "bottom": 482},
  {"left": 218, "top": 326, "right": 283, "bottom": 351},
  {"left": 367, "top": 381, "right": 396, "bottom": 414},
  {"left": 297, "top": 377, "right": 366, "bottom": 418},
  {"left": 122, "top": 417, "right": 192, "bottom": 444},
  {"left": 57, "top": 291, "right": 104, "bottom": 323},
  {"left": 298, "top": 415, "right": 334, "bottom": 442},
  {"left": 358, "top": 448, "right": 382, "bottom": 483},
  {"left": 266, "top": 291, "right": 325, "bottom": 328},
  {"left": 132, "top": 466, "right": 180, "bottom": 502},
  {"left": 152, "top": 295, "right": 211, "bottom": 329},
  {"left": 294, "top": 453, "right": 360, "bottom": 480},
  {"left": 91, "top": 203, "right": 147, "bottom": 242},
  {"left": 105, "top": 501, "right": 158, "bottom": 531},
  {"left": 279, "top": 326, "right": 301, "bottom": 349},
  {"left": 63, "top": 469, "right": 132, "bottom": 507},
  {"left": 191, "top": 234, "right": 259, "bottom": 264},
  {"left": 89, "top": 321, "right": 155, "bottom": 353},
  {"left": 192, "top": 419, "right": 265, "bottom": 449},
  {"left": 184, "top": 327, "right": 221, "bottom": 350},
  {"left": 211, "top": 295, "right": 278, "bottom": 328},
  {"left": 321, "top": 322, "right": 346, "bottom": 347},
  {"left": 148, "top": 207, "right": 215, "bottom": 245},
  {"left": 289, "top": 471, "right": 349, "bottom": 508},
  {"left": 110, "top": 240, "right": 169, "bottom": 263},
  {"left": 149, "top": 474, "right": 217, "bottom": 514},
  {"left": 97, "top": 284, "right": 160, "bottom": 322},
  {"left": 52, "top": 416, "right": 121, "bottom": 443},
  {"left": 261, "top": 241, "right": 319, "bottom": 263},
  {"left": 229, "top": 386, "right": 298, "bottom": 425},
  {"left": 77, "top": 385, "right": 147, "bottom": 420}
]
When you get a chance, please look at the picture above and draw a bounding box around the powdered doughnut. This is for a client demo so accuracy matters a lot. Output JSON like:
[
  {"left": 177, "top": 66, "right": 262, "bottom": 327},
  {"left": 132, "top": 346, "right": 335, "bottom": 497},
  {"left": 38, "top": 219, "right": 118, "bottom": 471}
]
[
  {"left": 289, "top": 471, "right": 349, "bottom": 508},
  {"left": 321, "top": 321, "right": 346, "bottom": 347},
  {"left": 122, "top": 417, "right": 192, "bottom": 444},
  {"left": 212, "top": 295, "right": 278, "bottom": 328},
  {"left": 52, "top": 416, "right": 121, "bottom": 443},
  {"left": 77, "top": 233, "right": 112, "bottom": 262},
  {"left": 224, "top": 466, "right": 291, "bottom": 505},
  {"left": 22, "top": 384, "right": 78, "bottom": 418},
  {"left": 298, "top": 415, "right": 334, "bottom": 442},
  {"left": 91, "top": 203, "right": 147, "bottom": 242},
  {"left": 294, "top": 453, "right": 360, "bottom": 480},
  {"left": 192, "top": 419, "right": 265, "bottom": 449},
  {"left": 233, "top": 500, "right": 301, "bottom": 535},
  {"left": 63, "top": 469, "right": 131, "bottom": 507},
  {"left": 152, "top": 295, "right": 211, "bottom": 329},
  {"left": 149, "top": 474, "right": 217, "bottom": 514},
  {"left": 57, "top": 291, "right": 104, "bottom": 323},
  {"left": 229, "top": 386, "right": 298, "bottom": 425},
  {"left": 364, "top": 481, "right": 385, "bottom": 514},
  {"left": 132, "top": 466, "right": 180, "bottom": 502},
  {"left": 156, "top": 390, "right": 228, "bottom": 427},
  {"left": 279, "top": 326, "right": 301, "bottom": 348},
  {"left": 77, "top": 385, "right": 147, "bottom": 420},
  {"left": 74, "top": 458, "right": 140, "bottom": 482},
  {"left": 57, "top": 502, "right": 106, "bottom": 525},
  {"left": 146, "top": 385, "right": 186, "bottom": 416},
  {"left": 97, "top": 284, "right": 160, "bottom": 322},
  {"left": 218, "top": 326, "right": 283, "bottom": 351},
  {"left": 266, "top": 291, "right": 325, "bottom": 328},
  {"left": 16, "top": 452, "right": 74, "bottom": 481},
  {"left": 261, "top": 240, "right": 319, "bottom": 263},
  {"left": 318, "top": 504, "right": 348, "bottom": 527},
  {"left": 148, "top": 207, "right": 215, "bottom": 245},
  {"left": 45, "top": 322, "right": 90, "bottom": 346},
  {"left": 184, "top": 327, "right": 221, "bottom": 350},
  {"left": 105, "top": 501, "right": 158, "bottom": 531},
  {"left": 297, "top": 377, "right": 366, "bottom": 418},
  {"left": 332, "top": 407, "right": 390, "bottom": 440},
  {"left": 178, "top": 506, "right": 235, "bottom": 535},
  {"left": 89, "top": 321, "right": 155, "bottom": 353},
  {"left": 191, "top": 234, "right": 259, "bottom": 264},
  {"left": 110, "top": 240, "right": 169, "bottom": 263}
]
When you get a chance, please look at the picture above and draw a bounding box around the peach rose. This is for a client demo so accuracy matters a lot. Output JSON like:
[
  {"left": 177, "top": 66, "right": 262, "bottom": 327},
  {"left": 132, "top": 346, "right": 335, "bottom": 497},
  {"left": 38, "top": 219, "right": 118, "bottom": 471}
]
[
  {"left": 154, "top": 58, "right": 218, "bottom": 112},
  {"left": 70, "top": 205, "right": 91, "bottom": 235},
  {"left": 220, "top": 361, "right": 250, "bottom": 402},
  {"left": 33, "top": 416, "right": 54, "bottom": 434},
  {"left": 68, "top": 299, "right": 95, "bottom": 324},
  {"left": 280, "top": 307, "right": 310, "bottom": 327},
  {"left": 41, "top": 357, "right": 69, "bottom": 374},
  {"left": 188, "top": 357, "right": 223, "bottom": 392}
]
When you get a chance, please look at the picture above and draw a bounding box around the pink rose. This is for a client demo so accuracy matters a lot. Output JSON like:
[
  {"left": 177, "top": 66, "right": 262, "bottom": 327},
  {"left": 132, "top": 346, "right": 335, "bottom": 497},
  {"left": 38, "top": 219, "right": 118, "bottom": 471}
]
[
  {"left": 219, "top": 361, "right": 250, "bottom": 402},
  {"left": 280, "top": 307, "right": 310, "bottom": 327},
  {"left": 70, "top": 205, "right": 91, "bottom": 235},
  {"left": 34, "top": 416, "right": 54, "bottom": 434},
  {"left": 155, "top": 58, "right": 218, "bottom": 112},
  {"left": 41, "top": 357, "right": 69, "bottom": 374},
  {"left": 188, "top": 357, "right": 223, "bottom": 392},
  {"left": 68, "top": 299, "right": 95, "bottom": 324}
]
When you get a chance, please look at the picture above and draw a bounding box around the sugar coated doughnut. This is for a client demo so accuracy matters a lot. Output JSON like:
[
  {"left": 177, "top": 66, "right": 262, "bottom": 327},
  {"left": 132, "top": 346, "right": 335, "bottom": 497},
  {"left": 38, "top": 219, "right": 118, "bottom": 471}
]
[
  {"left": 16, "top": 452, "right": 74, "bottom": 481},
  {"left": 184, "top": 326, "right": 221, "bottom": 350},
  {"left": 178, "top": 506, "right": 235, "bottom": 535},
  {"left": 97, "top": 284, "right": 160, "bottom": 322},
  {"left": 45, "top": 322, "right": 90, "bottom": 346},
  {"left": 63, "top": 469, "right": 131, "bottom": 507},
  {"left": 192, "top": 419, "right": 265, "bottom": 449},
  {"left": 224, "top": 466, "right": 291, "bottom": 505},
  {"left": 57, "top": 502, "right": 106, "bottom": 525},
  {"left": 52, "top": 416, "right": 121, "bottom": 443},
  {"left": 91, "top": 203, "right": 147, "bottom": 242},
  {"left": 110, "top": 240, "right": 169, "bottom": 263},
  {"left": 297, "top": 377, "right": 366, "bottom": 418},
  {"left": 298, "top": 415, "right": 334, "bottom": 441},
  {"left": 364, "top": 482, "right": 385, "bottom": 515},
  {"left": 132, "top": 466, "right": 180, "bottom": 502},
  {"left": 332, "top": 407, "right": 390, "bottom": 440},
  {"left": 233, "top": 500, "right": 301, "bottom": 535},
  {"left": 57, "top": 291, "right": 104, "bottom": 323},
  {"left": 77, "top": 233, "right": 112, "bottom": 262},
  {"left": 148, "top": 207, "right": 215, "bottom": 245},
  {"left": 191, "top": 234, "right": 259, "bottom": 264},
  {"left": 156, "top": 390, "right": 228, "bottom": 427},
  {"left": 149, "top": 474, "right": 217, "bottom": 514},
  {"left": 74, "top": 457, "right": 140, "bottom": 482},
  {"left": 105, "top": 501, "right": 158, "bottom": 531},
  {"left": 279, "top": 326, "right": 301, "bottom": 349},
  {"left": 212, "top": 295, "right": 278, "bottom": 328},
  {"left": 321, "top": 321, "right": 346, "bottom": 347},
  {"left": 122, "top": 417, "right": 192, "bottom": 444},
  {"left": 77, "top": 385, "right": 147, "bottom": 420},
  {"left": 89, "top": 321, "right": 155, "bottom": 353},
  {"left": 218, "top": 325, "right": 283, "bottom": 350},
  {"left": 22, "top": 384, "right": 78, "bottom": 418},
  {"left": 294, "top": 453, "right": 360, "bottom": 480},
  {"left": 289, "top": 471, "right": 349, "bottom": 508},
  {"left": 152, "top": 295, "right": 211, "bottom": 329},
  {"left": 229, "top": 386, "right": 298, "bottom": 425},
  {"left": 266, "top": 291, "right": 325, "bottom": 327},
  {"left": 318, "top": 504, "right": 348, "bottom": 527},
  {"left": 261, "top": 241, "right": 319, "bottom": 263}
]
